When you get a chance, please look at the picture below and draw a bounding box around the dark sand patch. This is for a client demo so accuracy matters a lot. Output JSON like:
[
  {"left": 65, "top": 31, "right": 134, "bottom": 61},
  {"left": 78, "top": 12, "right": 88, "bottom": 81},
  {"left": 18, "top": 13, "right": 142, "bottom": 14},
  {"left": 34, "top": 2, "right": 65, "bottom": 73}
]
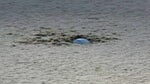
[{"left": 17, "top": 27, "right": 120, "bottom": 46}]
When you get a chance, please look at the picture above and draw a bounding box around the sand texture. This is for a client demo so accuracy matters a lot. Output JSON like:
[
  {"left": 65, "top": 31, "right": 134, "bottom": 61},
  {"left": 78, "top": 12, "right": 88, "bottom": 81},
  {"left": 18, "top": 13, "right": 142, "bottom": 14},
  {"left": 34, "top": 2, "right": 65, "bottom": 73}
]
[{"left": 0, "top": 0, "right": 150, "bottom": 84}]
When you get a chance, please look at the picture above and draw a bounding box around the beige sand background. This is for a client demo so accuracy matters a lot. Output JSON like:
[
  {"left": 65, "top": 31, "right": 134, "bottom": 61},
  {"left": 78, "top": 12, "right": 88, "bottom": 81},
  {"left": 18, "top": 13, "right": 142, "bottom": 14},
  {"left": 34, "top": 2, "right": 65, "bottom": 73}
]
[{"left": 0, "top": 0, "right": 150, "bottom": 84}]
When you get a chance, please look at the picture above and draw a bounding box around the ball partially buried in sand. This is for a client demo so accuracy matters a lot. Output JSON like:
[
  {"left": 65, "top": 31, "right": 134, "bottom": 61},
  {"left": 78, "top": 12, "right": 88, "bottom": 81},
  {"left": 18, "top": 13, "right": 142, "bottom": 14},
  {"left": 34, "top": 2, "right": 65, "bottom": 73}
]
[{"left": 73, "top": 38, "right": 91, "bottom": 44}]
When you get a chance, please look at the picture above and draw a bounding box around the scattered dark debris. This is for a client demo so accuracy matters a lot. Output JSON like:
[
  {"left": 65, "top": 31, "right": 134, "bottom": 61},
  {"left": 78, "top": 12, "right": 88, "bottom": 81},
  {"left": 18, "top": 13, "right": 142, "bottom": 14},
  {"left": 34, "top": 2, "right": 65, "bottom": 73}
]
[
  {"left": 34, "top": 33, "right": 48, "bottom": 37},
  {"left": 102, "top": 28, "right": 107, "bottom": 30},
  {"left": 70, "top": 30, "right": 77, "bottom": 32},
  {"left": 112, "top": 32, "right": 117, "bottom": 35},
  {"left": 10, "top": 44, "right": 16, "bottom": 47},
  {"left": 87, "top": 17, "right": 99, "bottom": 20},
  {"left": 81, "top": 27, "right": 86, "bottom": 29},
  {"left": 17, "top": 27, "right": 120, "bottom": 46},
  {"left": 39, "top": 27, "right": 52, "bottom": 30},
  {"left": 6, "top": 33, "right": 13, "bottom": 35},
  {"left": 41, "top": 82, "right": 46, "bottom": 84}
]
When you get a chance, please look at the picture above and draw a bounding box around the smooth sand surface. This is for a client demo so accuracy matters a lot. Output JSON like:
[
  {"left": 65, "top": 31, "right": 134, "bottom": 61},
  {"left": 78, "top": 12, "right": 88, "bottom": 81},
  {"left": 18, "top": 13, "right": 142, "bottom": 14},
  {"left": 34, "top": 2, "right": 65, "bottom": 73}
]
[{"left": 0, "top": 0, "right": 150, "bottom": 84}]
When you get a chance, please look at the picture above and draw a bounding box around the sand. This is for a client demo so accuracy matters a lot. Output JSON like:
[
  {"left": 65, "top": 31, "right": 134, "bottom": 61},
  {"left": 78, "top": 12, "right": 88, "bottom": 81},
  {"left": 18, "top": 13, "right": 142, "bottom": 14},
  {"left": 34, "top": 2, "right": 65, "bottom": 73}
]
[{"left": 0, "top": 0, "right": 150, "bottom": 84}]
